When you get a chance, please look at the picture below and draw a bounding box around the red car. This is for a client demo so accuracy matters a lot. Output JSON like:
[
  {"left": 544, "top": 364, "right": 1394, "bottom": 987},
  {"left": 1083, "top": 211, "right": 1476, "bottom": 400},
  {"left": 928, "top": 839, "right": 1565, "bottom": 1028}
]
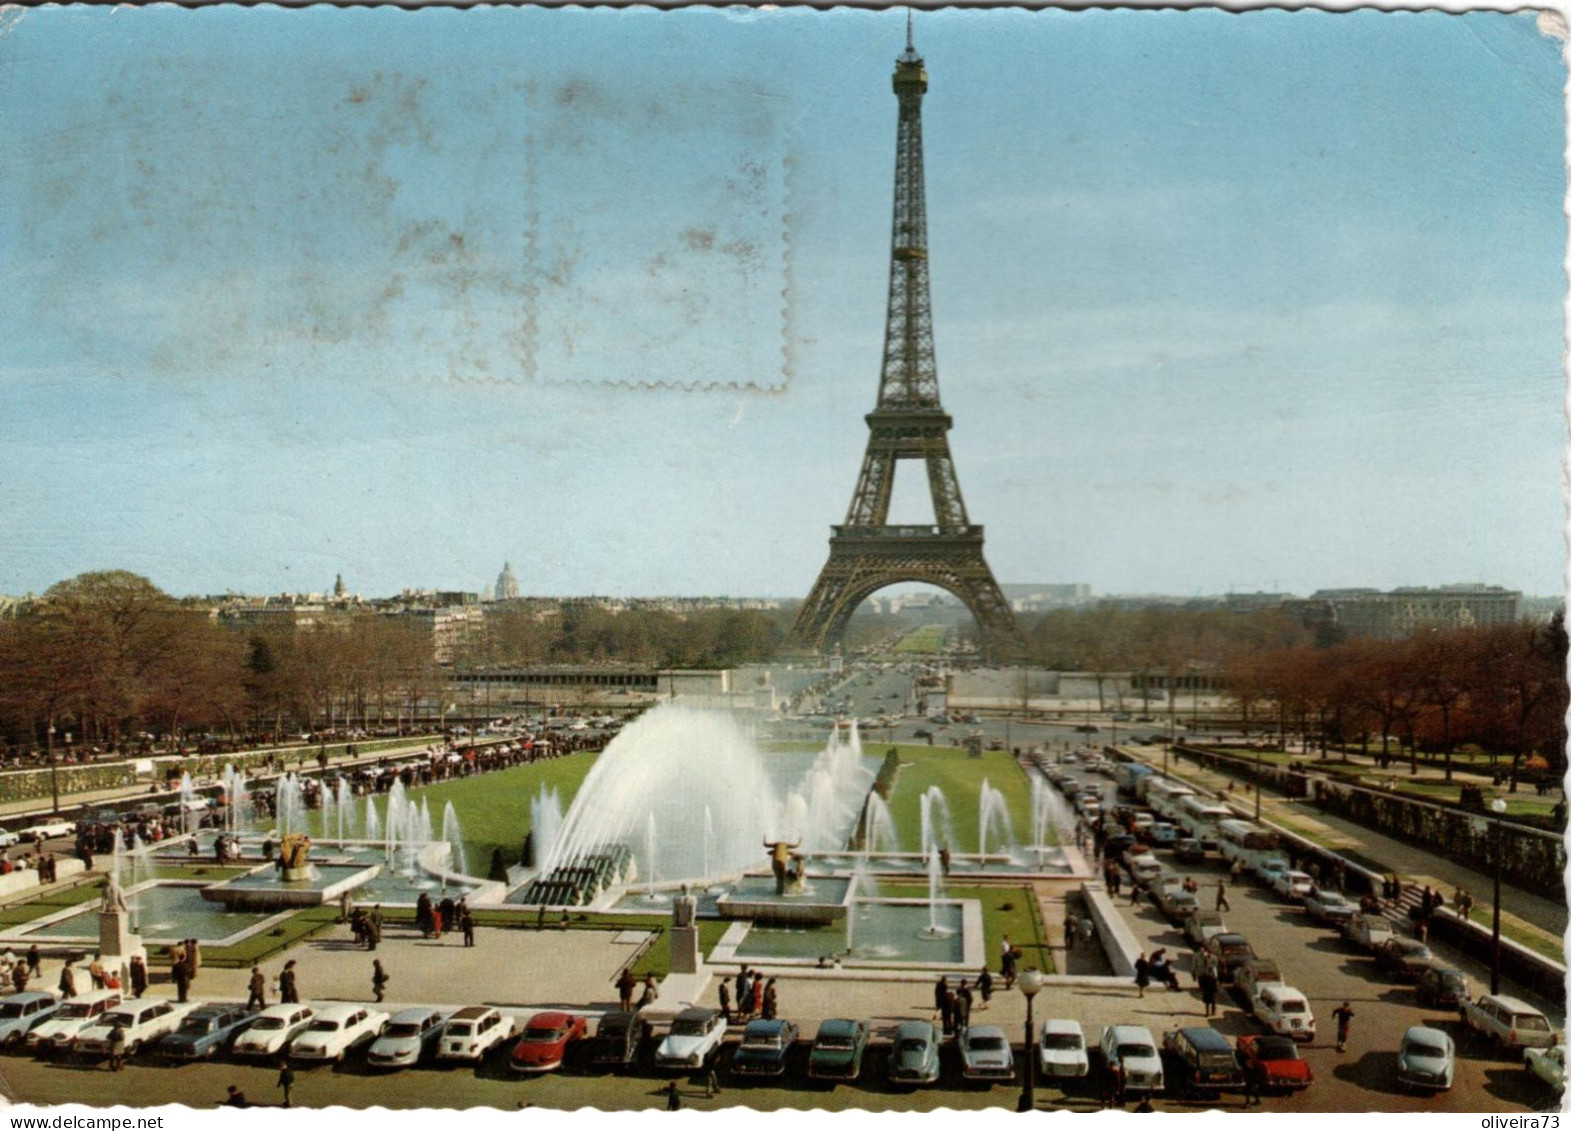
[
  {"left": 1236, "top": 1034, "right": 1313, "bottom": 1094},
  {"left": 509, "top": 1011, "right": 588, "bottom": 1074}
]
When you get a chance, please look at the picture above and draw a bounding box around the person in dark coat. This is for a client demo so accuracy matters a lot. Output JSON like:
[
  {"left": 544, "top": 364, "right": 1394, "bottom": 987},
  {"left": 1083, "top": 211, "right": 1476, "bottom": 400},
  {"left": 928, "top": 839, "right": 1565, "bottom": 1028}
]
[
  {"left": 460, "top": 906, "right": 475, "bottom": 948},
  {"left": 247, "top": 967, "right": 266, "bottom": 1010},
  {"left": 761, "top": 979, "right": 777, "bottom": 1022},
  {"left": 11, "top": 963, "right": 27, "bottom": 993},
  {"left": 371, "top": 960, "right": 388, "bottom": 1003},
  {"left": 934, "top": 975, "right": 949, "bottom": 1018},
  {"left": 26, "top": 945, "right": 40, "bottom": 976},
  {"left": 128, "top": 955, "right": 147, "bottom": 999},
  {"left": 276, "top": 1060, "right": 295, "bottom": 1108},
  {"left": 279, "top": 960, "right": 299, "bottom": 1004},
  {"left": 717, "top": 980, "right": 731, "bottom": 1023},
  {"left": 617, "top": 968, "right": 637, "bottom": 1012},
  {"left": 1199, "top": 969, "right": 1219, "bottom": 1017},
  {"left": 977, "top": 968, "right": 993, "bottom": 1008},
  {"left": 1134, "top": 953, "right": 1151, "bottom": 998}
]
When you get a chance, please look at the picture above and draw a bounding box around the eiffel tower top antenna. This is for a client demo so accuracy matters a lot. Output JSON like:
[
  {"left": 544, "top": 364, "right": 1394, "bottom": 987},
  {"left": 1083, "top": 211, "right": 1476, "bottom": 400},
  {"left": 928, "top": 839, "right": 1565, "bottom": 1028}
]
[{"left": 906, "top": 8, "right": 913, "bottom": 52}]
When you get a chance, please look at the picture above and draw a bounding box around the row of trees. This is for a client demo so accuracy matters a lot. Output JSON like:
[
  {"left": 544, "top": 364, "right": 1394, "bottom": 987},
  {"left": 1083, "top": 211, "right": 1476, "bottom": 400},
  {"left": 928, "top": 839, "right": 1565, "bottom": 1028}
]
[
  {"left": 1222, "top": 617, "right": 1569, "bottom": 783},
  {"left": 0, "top": 572, "right": 787, "bottom": 756}
]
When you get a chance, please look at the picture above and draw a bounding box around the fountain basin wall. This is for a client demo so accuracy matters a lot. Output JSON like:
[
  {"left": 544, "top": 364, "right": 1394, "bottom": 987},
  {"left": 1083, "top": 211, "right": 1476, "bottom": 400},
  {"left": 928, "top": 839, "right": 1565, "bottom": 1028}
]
[
  {"left": 715, "top": 873, "right": 855, "bottom": 925},
  {"left": 200, "top": 862, "right": 381, "bottom": 910},
  {"left": 725, "top": 898, "right": 984, "bottom": 970},
  {"left": 6, "top": 881, "right": 293, "bottom": 949}
]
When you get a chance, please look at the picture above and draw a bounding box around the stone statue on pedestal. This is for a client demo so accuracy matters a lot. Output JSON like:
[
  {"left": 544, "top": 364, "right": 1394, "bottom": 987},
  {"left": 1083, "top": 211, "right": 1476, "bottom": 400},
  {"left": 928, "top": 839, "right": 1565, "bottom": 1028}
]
[{"left": 668, "top": 884, "right": 701, "bottom": 975}]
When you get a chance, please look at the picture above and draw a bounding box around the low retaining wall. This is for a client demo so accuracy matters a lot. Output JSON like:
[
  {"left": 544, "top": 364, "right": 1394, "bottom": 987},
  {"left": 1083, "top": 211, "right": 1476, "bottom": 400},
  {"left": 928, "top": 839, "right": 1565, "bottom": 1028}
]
[
  {"left": 0, "top": 859, "right": 87, "bottom": 902},
  {"left": 1080, "top": 881, "right": 1140, "bottom": 979}
]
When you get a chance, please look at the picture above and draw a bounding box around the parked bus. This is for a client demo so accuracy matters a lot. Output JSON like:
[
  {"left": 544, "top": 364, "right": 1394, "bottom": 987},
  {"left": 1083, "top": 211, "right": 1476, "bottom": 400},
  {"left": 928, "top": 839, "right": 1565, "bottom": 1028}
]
[
  {"left": 1145, "top": 779, "right": 1196, "bottom": 822},
  {"left": 1176, "top": 797, "right": 1233, "bottom": 849},
  {"left": 1115, "top": 763, "right": 1154, "bottom": 798},
  {"left": 1216, "top": 819, "right": 1289, "bottom": 876}
]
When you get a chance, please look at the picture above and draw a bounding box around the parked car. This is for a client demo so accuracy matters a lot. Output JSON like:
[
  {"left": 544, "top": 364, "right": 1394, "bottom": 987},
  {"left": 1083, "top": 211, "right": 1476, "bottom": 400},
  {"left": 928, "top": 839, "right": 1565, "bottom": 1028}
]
[
  {"left": 1254, "top": 858, "right": 1291, "bottom": 886},
  {"left": 1253, "top": 985, "right": 1315, "bottom": 1043},
  {"left": 1271, "top": 870, "right": 1315, "bottom": 902},
  {"left": 586, "top": 1010, "right": 645, "bottom": 1071},
  {"left": 26, "top": 989, "right": 121, "bottom": 1056},
  {"left": 154, "top": 1004, "right": 255, "bottom": 1062},
  {"left": 367, "top": 1007, "right": 450, "bottom": 1069},
  {"left": 654, "top": 1007, "right": 725, "bottom": 1072},
  {"left": 1153, "top": 884, "right": 1199, "bottom": 923},
  {"left": 0, "top": 993, "right": 63, "bottom": 1048},
  {"left": 887, "top": 1020, "right": 942, "bottom": 1086},
  {"left": 76, "top": 1000, "right": 193, "bottom": 1058},
  {"left": 1162, "top": 1026, "right": 1243, "bottom": 1096},
  {"left": 1461, "top": 994, "right": 1558, "bottom": 1052},
  {"left": 1414, "top": 964, "right": 1470, "bottom": 1009},
  {"left": 509, "top": 1010, "right": 587, "bottom": 1074},
  {"left": 0, "top": 828, "right": 20, "bottom": 850},
  {"left": 291, "top": 1004, "right": 388, "bottom": 1063},
  {"left": 730, "top": 1019, "right": 799, "bottom": 1080},
  {"left": 437, "top": 1006, "right": 513, "bottom": 1063},
  {"left": 1525, "top": 1044, "right": 1565, "bottom": 1092},
  {"left": 1236, "top": 1033, "right": 1313, "bottom": 1094},
  {"left": 1101, "top": 1024, "right": 1164, "bottom": 1096},
  {"left": 808, "top": 1018, "right": 870, "bottom": 1082},
  {"left": 17, "top": 820, "right": 74, "bottom": 841},
  {"left": 1183, "top": 910, "right": 1227, "bottom": 950},
  {"left": 232, "top": 1005, "right": 316, "bottom": 1060},
  {"left": 1343, "top": 912, "right": 1395, "bottom": 950},
  {"left": 959, "top": 1025, "right": 1015, "bottom": 1084},
  {"left": 1396, "top": 1025, "right": 1455, "bottom": 1093},
  {"left": 1303, "top": 889, "right": 1359, "bottom": 926},
  {"left": 1173, "top": 837, "right": 1207, "bottom": 864},
  {"left": 1127, "top": 854, "right": 1163, "bottom": 885},
  {"left": 1149, "top": 822, "right": 1180, "bottom": 847},
  {"left": 1374, "top": 938, "right": 1435, "bottom": 981},
  {"left": 1037, "top": 1019, "right": 1088, "bottom": 1079},
  {"left": 1234, "top": 958, "right": 1284, "bottom": 1012},
  {"left": 1204, "top": 933, "right": 1257, "bottom": 983}
]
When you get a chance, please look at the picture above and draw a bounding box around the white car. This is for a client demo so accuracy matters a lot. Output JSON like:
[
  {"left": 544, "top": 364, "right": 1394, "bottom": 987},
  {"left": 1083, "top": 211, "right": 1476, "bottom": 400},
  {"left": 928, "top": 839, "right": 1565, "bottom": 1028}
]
[
  {"left": 1526, "top": 1044, "right": 1565, "bottom": 1092},
  {"left": 1127, "top": 854, "right": 1163, "bottom": 885},
  {"left": 0, "top": 828, "right": 20, "bottom": 850},
  {"left": 0, "top": 993, "right": 61, "bottom": 1047},
  {"left": 232, "top": 1005, "right": 316, "bottom": 1059},
  {"left": 1253, "top": 985, "right": 1316, "bottom": 1043},
  {"left": 289, "top": 1004, "right": 388, "bottom": 1063},
  {"left": 1271, "top": 870, "right": 1315, "bottom": 902},
  {"left": 654, "top": 1007, "right": 726, "bottom": 1071},
  {"left": 1101, "top": 1024, "right": 1164, "bottom": 1096},
  {"left": 437, "top": 1006, "right": 513, "bottom": 1062},
  {"left": 75, "top": 1000, "right": 193, "bottom": 1057},
  {"left": 1038, "top": 1019, "right": 1089, "bottom": 1078},
  {"left": 17, "top": 820, "right": 74, "bottom": 841},
  {"left": 367, "top": 1008, "right": 450, "bottom": 1069},
  {"left": 25, "top": 989, "right": 122, "bottom": 1054}
]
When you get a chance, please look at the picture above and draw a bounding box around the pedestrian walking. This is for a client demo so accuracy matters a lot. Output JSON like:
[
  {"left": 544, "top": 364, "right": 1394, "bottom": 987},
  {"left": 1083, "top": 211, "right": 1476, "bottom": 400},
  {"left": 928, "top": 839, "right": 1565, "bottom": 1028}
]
[
  {"left": 10, "top": 964, "right": 26, "bottom": 994},
  {"left": 1104, "top": 1059, "right": 1126, "bottom": 1108},
  {"left": 638, "top": 973, "right": 659, "bottom": 1010},
  {"left": 705, "top": 1063, "right": 722, "bottom": 1098},
  {"left": 718, "top": 979, "right": 731, "bottom": 1024},
  {"left": 1243, "top": 1064, "right": 1262, "bottom": 1107},
  {"left": 934, "top": 975, "right": 949, "bottom": 1018},
  {"left": 1215, "top": 881, "right": 1230, "bottom": 913},
  {"left": 977, "top": 968, "right": 993, "bottom": 1008},
  {"left": 279, "top": 960, "right": 299, "bottom": 1004},
  {"left": 1081, "top": 917, "right": 1095, "bottom": 948},
  {"left": 246, "top": 966, "right": 266, "bottom": 1010},
  {"left": 128, "top": 955, "right": 147, "bottom": 999},
  {"left": 460, "top": 908, "right": 475, "bottom": 948},
  {"left": 1134, "top": 953, "right": 1150, "bottom": 998},
  {"left": 58, "top": 962, "right": 77, "bottom": 1001},
  {"left": 1064, "top": 911, "right": 1078, "bottom": 950},
  {"left": 762, "top": 979, "right": 777, "bottom": 1022},
  {"left": 751, "top": 976, "right": 764, "bottom": 1018},
  {"left": 956, "top": 980, "right": 973, "bottom": 1032},
  {"left": 276, "top": 1060, "right": 295, "bottom": 1108},
  {"left": 1332, "top": 1001, "right": 1355, "bottom": 1053},
  {"left": 617, "top": 968, "right": 637, "bottom": 1012},
  {"left": 371, "top": 960, "right": 388, "bottom": 1004},
  {"left": 941, "top": 989, "right": 958, "bottom": 1037},
  {"left": 665, "top": 1081, "right": 681, "bottom": 1111},
  {"left": 26, "top": 945, "right": 39, "bottom": 977}
]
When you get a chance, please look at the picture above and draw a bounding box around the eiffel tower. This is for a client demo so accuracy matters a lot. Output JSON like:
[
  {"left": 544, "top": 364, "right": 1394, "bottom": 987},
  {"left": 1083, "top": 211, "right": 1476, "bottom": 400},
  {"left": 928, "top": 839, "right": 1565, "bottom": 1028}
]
[{"left": 785, "top": 22, "right": 1028, "bottom": 662}]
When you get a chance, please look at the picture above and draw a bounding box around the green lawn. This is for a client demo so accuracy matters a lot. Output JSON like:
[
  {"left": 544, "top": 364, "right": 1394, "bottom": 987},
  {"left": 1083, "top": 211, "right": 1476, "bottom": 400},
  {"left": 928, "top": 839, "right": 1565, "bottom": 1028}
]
[
  {"left": 296, "top": 752, "right": 601, "bottom": 876},
  {"left": 893, "top": 625, "right": 948, "bottom": 654},
  {"left": 883, "top": 745, "right": 1040, "bottom": 855}
]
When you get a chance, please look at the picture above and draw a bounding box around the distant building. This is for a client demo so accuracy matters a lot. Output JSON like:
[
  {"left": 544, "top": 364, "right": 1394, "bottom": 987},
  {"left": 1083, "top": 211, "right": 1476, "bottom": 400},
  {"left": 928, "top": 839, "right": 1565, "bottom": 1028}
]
[
  {"left": 333, "top": 573, "right": 347, "bottom": 598},
  {"left": 1284, "top": 584, "right": 1522, "bottom": 640},
  {"left": 1000, "top": 583, "right": 1093, "bottom": 613},
  {"left": 391, "top": 605, "right": 484, "bottom": 664},
  {"left": 495, "top": 562, "right": 520, "bottom": 601}
]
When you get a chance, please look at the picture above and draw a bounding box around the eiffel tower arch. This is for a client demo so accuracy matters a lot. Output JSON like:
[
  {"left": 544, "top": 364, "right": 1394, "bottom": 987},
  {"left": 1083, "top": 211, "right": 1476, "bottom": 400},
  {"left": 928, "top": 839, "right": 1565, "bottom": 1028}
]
[{"left": 785, "top": 24, "right": 1029, "bottom": 664}]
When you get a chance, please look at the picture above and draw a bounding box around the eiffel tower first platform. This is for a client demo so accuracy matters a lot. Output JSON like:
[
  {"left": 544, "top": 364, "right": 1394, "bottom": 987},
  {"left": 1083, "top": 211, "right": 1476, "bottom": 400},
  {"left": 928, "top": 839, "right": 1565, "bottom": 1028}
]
[{"left": 784, "top": 24, "right": 1029, "bottom": 663}]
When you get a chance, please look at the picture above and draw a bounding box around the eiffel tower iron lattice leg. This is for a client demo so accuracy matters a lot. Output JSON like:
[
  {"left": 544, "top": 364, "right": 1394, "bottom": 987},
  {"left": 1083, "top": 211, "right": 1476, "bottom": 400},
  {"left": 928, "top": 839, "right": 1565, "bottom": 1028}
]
[{"left": 785, "top": 23, "right": 1029, "bottom": 664}]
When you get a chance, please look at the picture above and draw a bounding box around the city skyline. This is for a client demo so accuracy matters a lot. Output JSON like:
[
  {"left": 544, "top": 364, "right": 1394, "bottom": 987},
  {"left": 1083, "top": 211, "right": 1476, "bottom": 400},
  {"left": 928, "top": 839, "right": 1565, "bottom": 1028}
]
[{"left": 1, "top": 7, "right": 1564, "bottom": 603}]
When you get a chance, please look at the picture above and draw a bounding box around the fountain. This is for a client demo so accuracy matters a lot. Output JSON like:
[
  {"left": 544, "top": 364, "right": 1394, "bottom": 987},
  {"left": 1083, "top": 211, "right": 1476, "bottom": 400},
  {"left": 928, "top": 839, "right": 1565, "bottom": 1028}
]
[
  {"left": 862, "top": 791, "right": 899, "bottom": 855},
  {"left": 336, "top": 778, "right": 354, "bottom": 841},
  {"left": 275, "top": 774, "right": 306, "bottom": 839},
  {"left": 529, "top": 787, "right": 564, "bottom": 869},
  {"left": 977, "top": 779, "right": 1017, "bottom": 858},
  {"left": 441, "top": 802, "right": 468, "bottom": 878},
  {"left": 178, "top": 773, "right": 200, "bottom": 836},
  {"left": 364, "top": 795, "right": 380, "bottom": 842},
  {"left": 538, "top": 705, "right": 875, "bottom": 895}
]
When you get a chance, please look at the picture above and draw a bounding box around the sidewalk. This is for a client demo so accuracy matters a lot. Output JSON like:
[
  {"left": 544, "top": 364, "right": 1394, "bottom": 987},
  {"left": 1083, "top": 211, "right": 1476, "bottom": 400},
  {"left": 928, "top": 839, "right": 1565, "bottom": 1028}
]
[{"left": 1114, "top": 745, "right": 1567, "bottom": 959}]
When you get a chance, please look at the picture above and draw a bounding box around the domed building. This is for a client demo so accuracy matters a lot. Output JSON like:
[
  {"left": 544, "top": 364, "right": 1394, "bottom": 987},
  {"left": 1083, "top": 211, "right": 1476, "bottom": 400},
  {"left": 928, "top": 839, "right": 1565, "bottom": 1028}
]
[{"left": 495, "top": 562, "right": 519, "bottom": 601}]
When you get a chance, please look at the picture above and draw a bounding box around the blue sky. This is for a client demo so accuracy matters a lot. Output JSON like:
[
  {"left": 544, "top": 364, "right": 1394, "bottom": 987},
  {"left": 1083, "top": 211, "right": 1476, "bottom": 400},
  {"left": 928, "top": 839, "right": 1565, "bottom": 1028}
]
[{"left": 0, "top": 6, "right": 1563, "bottom": 600}]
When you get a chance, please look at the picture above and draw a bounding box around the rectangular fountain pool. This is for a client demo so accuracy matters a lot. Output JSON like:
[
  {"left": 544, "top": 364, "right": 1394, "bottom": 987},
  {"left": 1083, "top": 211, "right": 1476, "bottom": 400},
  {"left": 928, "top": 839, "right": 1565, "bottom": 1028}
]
[
  {"left": 17, "top": 884, "right": 279, "bottom": 945},
  {"left": 733, "top": 900, "right": 966, "bottom": 966}
]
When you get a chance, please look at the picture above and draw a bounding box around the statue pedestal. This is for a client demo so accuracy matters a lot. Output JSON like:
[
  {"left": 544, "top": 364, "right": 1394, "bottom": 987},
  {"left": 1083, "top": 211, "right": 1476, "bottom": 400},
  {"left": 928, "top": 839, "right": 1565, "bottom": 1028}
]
[
  {"left": 281, "top": 866, "right": 314, "bottom": 883},
  {"left": 98, "top": 908, "right": 142, "bottom": 961},
  {"left": 669, "top": 925, "right": 702, "bottom": 975}
]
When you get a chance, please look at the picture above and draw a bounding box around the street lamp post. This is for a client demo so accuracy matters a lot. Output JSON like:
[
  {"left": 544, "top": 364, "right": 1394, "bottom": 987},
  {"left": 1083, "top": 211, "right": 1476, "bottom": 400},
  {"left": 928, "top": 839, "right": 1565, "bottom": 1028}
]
[
  {"left": 1016, "top": 967, "right": 1045, "bottom": 1112},
  {"left": 1490, "top": 797, "right": 1507, "bottom": 995},
  {"left": 46, "top": 724, "right": 59, "bottom": 815}
]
